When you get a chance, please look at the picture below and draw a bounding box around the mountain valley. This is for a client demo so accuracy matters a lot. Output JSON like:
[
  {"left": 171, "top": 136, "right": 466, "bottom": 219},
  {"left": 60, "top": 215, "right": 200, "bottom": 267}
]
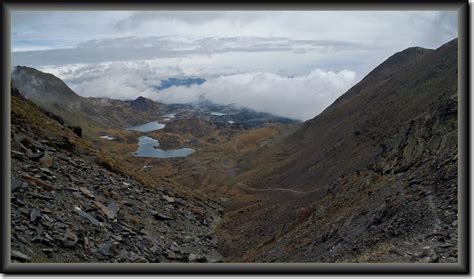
[{"left": 9, "top": 39, "right": 459, "bottom": 264}]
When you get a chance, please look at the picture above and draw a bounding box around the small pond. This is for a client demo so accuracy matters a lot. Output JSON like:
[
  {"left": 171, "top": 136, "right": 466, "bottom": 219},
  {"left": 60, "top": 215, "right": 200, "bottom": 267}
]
[{"left": 133, "top": 136, "right": 195, "bottom": 158}]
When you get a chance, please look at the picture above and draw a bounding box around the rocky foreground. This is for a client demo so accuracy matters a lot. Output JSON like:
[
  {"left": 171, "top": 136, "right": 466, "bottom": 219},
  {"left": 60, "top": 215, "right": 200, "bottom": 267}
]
[
  {"left": 247, "top": 86, "right": 459, "bottom": 263},
  {"left": 10, "top": 88, "right": 223, "bottom": 263}
]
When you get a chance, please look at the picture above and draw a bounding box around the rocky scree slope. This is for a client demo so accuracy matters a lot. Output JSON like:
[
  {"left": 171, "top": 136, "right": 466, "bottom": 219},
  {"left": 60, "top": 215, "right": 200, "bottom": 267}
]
[
  {"left": 218, "top": 39, "right": 458, "bottom": 262},
  {"left": 247, "top": 76, "right": 458, "bottom": 263},
  {"left": 10, "top": 87, "right": 223, "bottom": 263}
]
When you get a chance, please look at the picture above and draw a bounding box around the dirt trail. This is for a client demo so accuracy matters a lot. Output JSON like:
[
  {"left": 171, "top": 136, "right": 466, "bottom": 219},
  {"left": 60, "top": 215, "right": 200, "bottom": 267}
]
[{"left": 237, "top": 183, "right": 323, "bottom": 194}]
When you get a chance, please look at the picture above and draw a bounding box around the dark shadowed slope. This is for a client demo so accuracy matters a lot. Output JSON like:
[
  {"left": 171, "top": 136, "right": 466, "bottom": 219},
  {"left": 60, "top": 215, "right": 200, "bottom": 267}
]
[
  {"left": 218, "top": 39, "right": 458, "bottom": 263},
  {"left": 244, "top": 39, "right": 457, "bottom": 193},
  {"left": 12, "top": 66, "right": 83, "bottom": 104}
]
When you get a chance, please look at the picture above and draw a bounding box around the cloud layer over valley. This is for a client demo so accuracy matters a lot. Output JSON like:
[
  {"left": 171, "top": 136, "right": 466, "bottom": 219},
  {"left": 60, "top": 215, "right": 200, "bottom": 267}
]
[
  {"left": 44, "top": 61, "right": 355, "bottom": 120},
  {"left": 12, "top": 10, "right": 457, "bottom": 121},
  {"left": 157, "top": 70, "right": 356, "bottom": 121}
]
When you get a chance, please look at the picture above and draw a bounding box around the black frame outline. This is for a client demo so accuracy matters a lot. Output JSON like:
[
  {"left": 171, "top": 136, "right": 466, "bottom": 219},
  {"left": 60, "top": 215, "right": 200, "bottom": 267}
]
[{"left": 0, "top": 0, "right": 470, "bottom": 275}]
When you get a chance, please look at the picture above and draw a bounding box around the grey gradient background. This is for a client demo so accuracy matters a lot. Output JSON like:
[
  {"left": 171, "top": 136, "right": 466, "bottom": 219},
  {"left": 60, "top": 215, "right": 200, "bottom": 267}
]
[{"left": 0, "top": 1, "right": 470, "bottom": 275}]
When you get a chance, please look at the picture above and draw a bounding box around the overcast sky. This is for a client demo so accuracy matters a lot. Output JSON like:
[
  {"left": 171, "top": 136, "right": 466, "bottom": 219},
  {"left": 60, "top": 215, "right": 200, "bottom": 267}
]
[{"left": 11, "top": 11, "right": 457, "bottom": 120}]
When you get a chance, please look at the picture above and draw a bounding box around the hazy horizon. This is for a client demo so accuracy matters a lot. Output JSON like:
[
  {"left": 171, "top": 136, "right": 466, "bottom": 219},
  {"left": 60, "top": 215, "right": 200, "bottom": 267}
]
[{"left": 11, "top": 10, "right": 457, "bottom": 120}]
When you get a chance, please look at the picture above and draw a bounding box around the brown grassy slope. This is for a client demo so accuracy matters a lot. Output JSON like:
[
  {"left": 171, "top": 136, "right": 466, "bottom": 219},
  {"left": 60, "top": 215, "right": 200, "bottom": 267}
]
[
  {"left": 12, "top": 86, "right": 178, "bottom": 197},
  {"left": 244, "top": 40, "right": 457, "bottom": 193},
  {"left": 95, "top": 116, "right": 296, "bottom": 201},
  {"left": 11, "top": 87, "right": 91, "bottom": 153},
  {"left": 169, "top": 123, "right": 296, "bottom": 197},
  {"left": 217, "top": 39, "right": 458, "bottom": 262},
  {"left": 11, "top": 87, "right": 144, "bottom": 182},
  {"left": 163, "top": 116, "right": 215, "bottom": 137}
]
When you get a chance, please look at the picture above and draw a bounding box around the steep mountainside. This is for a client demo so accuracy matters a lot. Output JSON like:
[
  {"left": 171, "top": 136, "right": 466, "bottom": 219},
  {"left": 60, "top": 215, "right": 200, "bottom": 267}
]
[
  {"left": 245, "top": 40, "right": 456, "bottom": 192},
  {"left": 10, "top": 87, "right": 223, "bottom": 263},
  {"left": 11, "top": 66, "right": 83, "bottom": 104},
  {"left": 11, "top": 66, "right": 166, "bottom": 133},
  {"left": 218, "top": 39, "right": 458, "bottom": 262}
]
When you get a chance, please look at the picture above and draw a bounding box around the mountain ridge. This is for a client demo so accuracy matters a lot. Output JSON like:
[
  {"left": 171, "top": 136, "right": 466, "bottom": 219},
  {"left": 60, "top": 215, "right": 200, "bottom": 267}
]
[
  {"left": 12, "top": 66, "right": 83, "bottom": 104},
  {"left": 11, "top": 67, "right": 168, "bottom": 134},
  {"left": 216, "top": 38, "right": 458, "bottom": 262}
]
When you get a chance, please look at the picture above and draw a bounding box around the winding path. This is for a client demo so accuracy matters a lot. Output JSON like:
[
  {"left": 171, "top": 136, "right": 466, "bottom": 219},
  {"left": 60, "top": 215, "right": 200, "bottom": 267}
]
[{"left": 237, "top": 183, "right": 323, "bottom": 194}]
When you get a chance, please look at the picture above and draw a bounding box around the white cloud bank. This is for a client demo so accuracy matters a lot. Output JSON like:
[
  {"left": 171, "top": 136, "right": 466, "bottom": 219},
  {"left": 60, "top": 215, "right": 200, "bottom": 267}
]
[
  {"left": 19, "top": 11, "right": 454, "bottom": 121},
  {"left": 155, "top": 70, "right": 356, "bottom": 121},
  {"left": 40, "top": 61, "right": 355, "bottom": 121}
]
